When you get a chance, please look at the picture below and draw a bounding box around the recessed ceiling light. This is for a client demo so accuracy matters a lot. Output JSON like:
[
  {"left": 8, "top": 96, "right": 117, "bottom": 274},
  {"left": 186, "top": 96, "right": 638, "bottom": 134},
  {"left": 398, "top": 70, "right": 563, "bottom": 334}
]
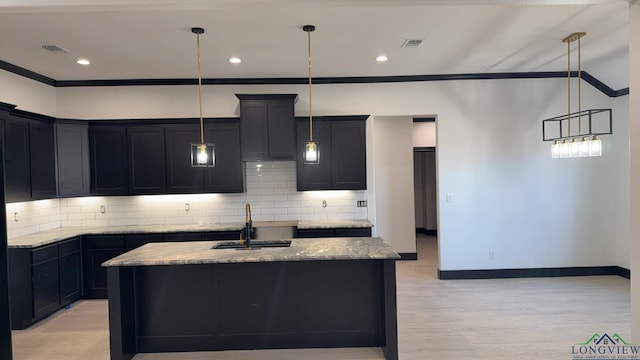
[
  {"left": 228, "top": 57, "right": 241, "bottom": 64},
  {"left": 76, "top": 58, "right": 90, "bottom": 65},
  {"left": 376, "top": 55, "right": 388, "bottom": 62}
]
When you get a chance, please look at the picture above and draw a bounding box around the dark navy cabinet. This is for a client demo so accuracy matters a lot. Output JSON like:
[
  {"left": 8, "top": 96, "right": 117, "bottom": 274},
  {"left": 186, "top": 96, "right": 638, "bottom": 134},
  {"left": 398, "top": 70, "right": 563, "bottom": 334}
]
[
  {"left": 8, "top": 237, "right": 82, "bottom": 330},
  {"left": 55, "top": 123, "right": 91, "bottom": 197},
  {"left": 237, "top": 94, "right": 297, "bottom": 161},
  {"left": 89, "top": 125, "right": 128, "bottom": 195},
  {"left": 3, "top": 113, "right": 57, "bottom": 202},
  {"left": 296, "top": 116, "right": 367, "bottom": 191},
  {"left": 128, "top": 126, "right": 167, "bottom": 194}
]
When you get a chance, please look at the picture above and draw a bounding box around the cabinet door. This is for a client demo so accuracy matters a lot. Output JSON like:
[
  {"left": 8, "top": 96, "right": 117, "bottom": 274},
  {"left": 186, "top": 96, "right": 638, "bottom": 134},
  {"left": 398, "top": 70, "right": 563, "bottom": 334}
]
[
  {"left": 128, "top": 126, "right": 166, "bottom": 194},
  {"left": 58, "top": 238, "right": 82, "bottom": 307},
  {"left": 55, "top": 123, "right": 90, "bottom": 197},
  {"left": 82, "top": 235, "right": 126, "bottom": 299},
  {"left": 267, "top": 100, "right": 295, "bottom": 160},
  {"left": 4, "top": 118, "right": 31, "bottom": 202},
  {"left": 89, "top": 126, "right": 128, "bottom": 195},
  {"left": 32, "top": 258, "right": 60, "bottom": 320},
  {"left": 204, "top": 123, "right": 243, "bottom": 193},
  {"left": 296, "top": 119, "right": 332, "bottom": 190},
  {"left": 165, "top": 124, "right": 205, "bottom": 193},
  {"left": 331, "top": 121, "right": 367, "bottom": 190},
  {"left": 29, "top": 121, "right": 57, "bottom": 199},
  {"left": 240, "top": 100, "right": 269, "bottom": 161}
]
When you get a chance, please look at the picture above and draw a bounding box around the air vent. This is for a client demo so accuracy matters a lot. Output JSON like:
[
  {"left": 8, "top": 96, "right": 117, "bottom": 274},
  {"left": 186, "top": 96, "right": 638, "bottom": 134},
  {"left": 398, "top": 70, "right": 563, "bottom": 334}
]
[
  {"left": 41, "top": 44, "right": 69, "bottom": 53},
  {"left": 401, "top": 39, "right": 423, "bottom": 48}
]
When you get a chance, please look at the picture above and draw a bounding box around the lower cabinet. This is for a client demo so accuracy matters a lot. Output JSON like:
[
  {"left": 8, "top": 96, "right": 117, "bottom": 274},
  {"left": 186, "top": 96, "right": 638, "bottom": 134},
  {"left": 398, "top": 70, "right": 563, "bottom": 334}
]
[
  {"left": 82, "top": 235, "right": 126, "bottom": 299},
  {"left": 8, "top": 237, "right": 82, "bottom": 330},
  {"left": 295, "top": 227, "right": 372, "bottom": 238},
  {"left": 83, "top": 230, "right": 242, "bottom": 299}
]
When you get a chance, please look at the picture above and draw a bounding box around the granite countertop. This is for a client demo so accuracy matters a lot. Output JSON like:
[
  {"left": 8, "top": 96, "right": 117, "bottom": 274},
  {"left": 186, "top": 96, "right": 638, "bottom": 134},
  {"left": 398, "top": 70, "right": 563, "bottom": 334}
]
[
  {"left": 8, "top": 219, "right": 373, "bottom": 249},
  {"left": 102, "top": 237, "right": 399, "bottom": 267},
  {"left": 296, "top": 219, "right": 373, "bottom": 229},
  {"left": 7, "top": 223, "right": 245, "bottom": 248}
]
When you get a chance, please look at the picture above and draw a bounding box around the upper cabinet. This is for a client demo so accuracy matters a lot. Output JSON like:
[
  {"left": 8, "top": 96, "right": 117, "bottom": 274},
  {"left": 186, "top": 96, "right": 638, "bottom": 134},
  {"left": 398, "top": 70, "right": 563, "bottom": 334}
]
[
  {"left": 165, "top": 121, "right": 244, "bottom": 194},
  {"left": 89, "top": 120, "right": 243, "bottom": 197},
  {"left": 296, "top": 116, "right": 367, "bottom": 191},
  {"left": 2, "top": 110, "right": 56, "bottom": 203},
  {"left": 127, "top": 125, "right": 167, "bottom": 194},
  {"left": 89, "top": 125, "right": 128, "bottom": 195},
  {"left": 55, "top": 122, "right": 91, "bottom": 197},
  {"left": 237, "top": 94, "right": 297, "bottom": 161}
]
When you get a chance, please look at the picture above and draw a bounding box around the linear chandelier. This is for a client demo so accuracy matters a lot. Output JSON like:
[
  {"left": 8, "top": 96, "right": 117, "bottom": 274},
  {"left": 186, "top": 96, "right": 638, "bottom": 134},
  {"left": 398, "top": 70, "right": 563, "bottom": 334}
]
[
  {"left": 190, "top": 27, "right": 215, "bottom": 167},
  {"left": 541, "top": 32, "right": 612, "bottom": 159}
]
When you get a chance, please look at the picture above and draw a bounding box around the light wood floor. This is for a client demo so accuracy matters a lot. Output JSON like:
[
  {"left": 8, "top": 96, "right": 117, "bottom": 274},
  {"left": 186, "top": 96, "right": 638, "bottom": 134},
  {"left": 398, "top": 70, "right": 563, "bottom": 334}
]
[{"left": 11, "top": 235, "right": 631, "bottom": 360}]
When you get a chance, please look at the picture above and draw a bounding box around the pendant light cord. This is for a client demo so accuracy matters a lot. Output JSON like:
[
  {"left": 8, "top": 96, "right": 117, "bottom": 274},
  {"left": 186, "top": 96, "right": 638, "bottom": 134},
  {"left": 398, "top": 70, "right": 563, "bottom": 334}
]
[
  {"left": 307, "top": 28, "right": 313, "bottom": 142},
  {"left": 196, "top": 31, "right": 204, "bottom": 144},
  {"left": 567, "top": 40, "right": 571, "bottom": 138},
  {"left": 578, "top": 36, "right": 582, "bottom": 135}
]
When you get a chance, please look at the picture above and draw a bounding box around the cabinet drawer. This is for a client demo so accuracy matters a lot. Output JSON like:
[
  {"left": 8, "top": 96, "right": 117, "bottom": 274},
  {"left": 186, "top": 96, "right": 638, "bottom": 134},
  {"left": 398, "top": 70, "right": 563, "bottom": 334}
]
[
  {"left": 32, "top": 245, "right": 58, "bottom": 264},
  {"left": 58, "top": 238, "right": 81, "bottom": 256},
  {"left": 125, "top": 234, "right": 163, "bottom": 250},
  {"left": 84, "top": 235, "right": 125, "bottom": 249},
  {"left": 163, "top": 232, "right": 202, "bottom": 242},
  {"left": 335, "top": 228, "right": 372, "bottom": 237}
]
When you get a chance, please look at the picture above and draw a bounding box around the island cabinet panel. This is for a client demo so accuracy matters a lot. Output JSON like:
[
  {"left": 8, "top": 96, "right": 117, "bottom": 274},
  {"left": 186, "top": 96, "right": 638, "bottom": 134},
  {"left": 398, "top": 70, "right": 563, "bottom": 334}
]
[
  {"left": 83, "top": 235, "right": 126, "bottom": 299},
  {"left": 237, "top": 94, "right": 297, "bottom": 161},
  {"left": 8, "top": 237, "right": 82, "bottom": 330},
  {"left": 295, "top": 227, "right": 372, "bottom": 238},
  {"left": 135, "top": 265, "right": 219, "bottom": 352},
  {"left": 120, "top": 260, "right": 387, "bottom": 355},
  {"left": 89, "top": 125, "right": 129, "bottom": 195},
  {"left": 127, "top": 126, "right": 166, "bottom": 194},
  {"left": 296, "top": 116, "right": 367, "bottom": 191},
  {"left": 55, "top": 123, "right": 91, "bottom": 197},
  {"left": 217, "top": 263, "right": 298, "bottom": 338}
]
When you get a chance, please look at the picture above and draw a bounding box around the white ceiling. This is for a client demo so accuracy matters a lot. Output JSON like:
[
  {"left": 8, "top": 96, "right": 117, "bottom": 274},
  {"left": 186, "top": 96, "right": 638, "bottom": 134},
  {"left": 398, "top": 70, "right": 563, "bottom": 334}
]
[{"left": 0, "top": 0, "right": 631, "bottom": 89}]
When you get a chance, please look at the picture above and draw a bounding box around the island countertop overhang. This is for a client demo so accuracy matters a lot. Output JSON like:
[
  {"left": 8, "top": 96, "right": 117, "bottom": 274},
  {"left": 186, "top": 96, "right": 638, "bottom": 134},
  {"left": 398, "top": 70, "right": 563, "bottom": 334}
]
[{"left": 102, "top": 237, "right": 399, "bottom": 267}]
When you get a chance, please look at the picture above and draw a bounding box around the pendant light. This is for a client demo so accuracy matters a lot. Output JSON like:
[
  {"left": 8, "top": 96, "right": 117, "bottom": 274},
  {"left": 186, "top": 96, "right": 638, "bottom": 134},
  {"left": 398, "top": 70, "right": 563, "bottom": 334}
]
[
  {"left": 190, "top": 27, "right": 215, "bottom": 167},
  {"left": 542, "top": 32, "right": 612, "bottom": 158},
  {"left": 303, "top": 25, "right": 319, "bottom": 164}
]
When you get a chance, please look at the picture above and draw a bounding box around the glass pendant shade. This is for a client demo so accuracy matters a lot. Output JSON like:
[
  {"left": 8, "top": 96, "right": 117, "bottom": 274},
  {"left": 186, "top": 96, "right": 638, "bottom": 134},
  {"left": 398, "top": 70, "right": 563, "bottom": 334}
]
[
  {"left": 578, "top": 137, "right": 590, "bottom": 157},
  {"left": 304, "top": 141, "right": 319, "bottom": 164},
  {"left": 569, "top": 139, "right": 579, "bottom": 158},
  {"left": 191, "top": 143, "right": 215, "bottom": 167},
  {"left": 589, "top": 136, "right": 602, "bottom": 157},
  {"left": 560, "top": 141, "right": 570, "bottom": 158},
  {"left": 551, "top": 141, "right": 561, "bottom": 158}
]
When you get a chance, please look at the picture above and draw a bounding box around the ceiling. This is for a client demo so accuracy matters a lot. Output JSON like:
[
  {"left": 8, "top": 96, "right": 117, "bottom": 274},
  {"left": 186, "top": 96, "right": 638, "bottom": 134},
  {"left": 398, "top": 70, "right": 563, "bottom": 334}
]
[{"left": 0, "top": 0, "right": 631, "bottom": 89}]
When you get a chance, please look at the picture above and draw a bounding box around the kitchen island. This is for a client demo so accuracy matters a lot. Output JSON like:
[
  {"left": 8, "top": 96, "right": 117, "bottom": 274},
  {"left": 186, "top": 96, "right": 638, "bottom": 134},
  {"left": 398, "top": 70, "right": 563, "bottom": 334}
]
[{"left": 103, "top": 237, "right": 399, "bottom": 360}]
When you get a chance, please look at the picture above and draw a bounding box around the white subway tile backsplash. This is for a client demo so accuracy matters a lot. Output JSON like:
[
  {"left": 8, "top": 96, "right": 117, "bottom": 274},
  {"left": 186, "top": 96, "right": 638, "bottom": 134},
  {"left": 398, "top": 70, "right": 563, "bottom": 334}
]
[{"left": 6, "top": 161, "right": 368, "bottom": 238}]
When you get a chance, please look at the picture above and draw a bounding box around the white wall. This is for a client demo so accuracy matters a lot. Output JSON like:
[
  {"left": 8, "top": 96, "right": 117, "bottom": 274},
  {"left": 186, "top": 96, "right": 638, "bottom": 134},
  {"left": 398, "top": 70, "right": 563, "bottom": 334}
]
[
  {"left": 413, "top": 121, "right": 436, "bottom": 148},
  {"left": 1, "top": 68, "right": 629, "bottom": 268},
  {"left": 0, "top": 70, "right": 56, "bottom": 116},
  {"left": 371, "top": 116, "right": 416, "bottom": 254},
  {"left": 629, "top": 1, "right": 640, "bottom": 343}
]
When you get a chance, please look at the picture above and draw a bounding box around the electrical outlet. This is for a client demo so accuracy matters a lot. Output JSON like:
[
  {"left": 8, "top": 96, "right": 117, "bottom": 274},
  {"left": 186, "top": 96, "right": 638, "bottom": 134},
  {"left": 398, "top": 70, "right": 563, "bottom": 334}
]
[
  {"left": 357, "top": 200, "right": 368, "bottom": 207},
  {"left": 489, "top": 251, "right": 495, "bottom": 260},
  {"left": 13, "top": 212, "right": 18, "bottom": 222},
  {"left": 185, "top": 203, "right": 191, "bottom": 212},
  {"left": 446, "top": 193, "right": 453, "bottom": 202}
]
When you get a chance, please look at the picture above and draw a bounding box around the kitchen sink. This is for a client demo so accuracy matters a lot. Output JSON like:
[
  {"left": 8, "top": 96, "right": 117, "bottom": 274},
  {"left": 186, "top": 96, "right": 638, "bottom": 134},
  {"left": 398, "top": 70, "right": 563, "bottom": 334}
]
[{"left": 212, "top": 239, "right": 292, "bottom": 250}]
